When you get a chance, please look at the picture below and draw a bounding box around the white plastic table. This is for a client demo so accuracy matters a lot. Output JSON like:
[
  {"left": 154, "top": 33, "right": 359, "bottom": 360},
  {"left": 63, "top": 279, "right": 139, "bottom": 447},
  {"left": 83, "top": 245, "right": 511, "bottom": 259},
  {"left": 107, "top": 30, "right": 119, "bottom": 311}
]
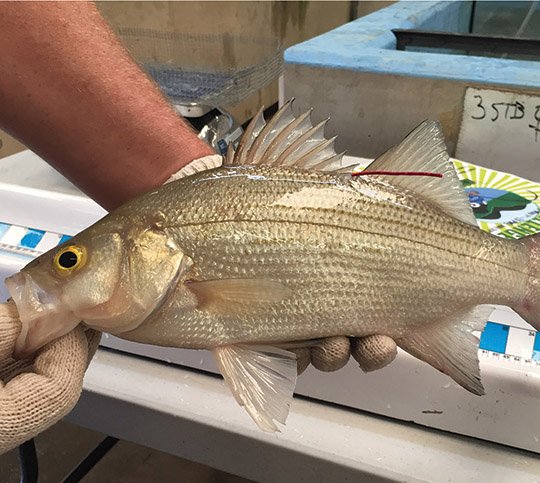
[{"left": 67, "top": 348, "right": 540, "bottom": 483}]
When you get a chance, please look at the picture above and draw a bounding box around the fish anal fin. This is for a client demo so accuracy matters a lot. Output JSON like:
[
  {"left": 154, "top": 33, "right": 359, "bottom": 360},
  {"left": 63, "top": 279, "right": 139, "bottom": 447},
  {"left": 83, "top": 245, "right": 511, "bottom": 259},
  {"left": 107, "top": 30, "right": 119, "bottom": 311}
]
[
  {"left": 396, "top": 305, "right": 494, "bottom": 395},
  {"left": 214, "top": 344, "right": 297, "bottom": 432},
  {"left": 366, "top": 120, "right": 476, "bottom": 226}
]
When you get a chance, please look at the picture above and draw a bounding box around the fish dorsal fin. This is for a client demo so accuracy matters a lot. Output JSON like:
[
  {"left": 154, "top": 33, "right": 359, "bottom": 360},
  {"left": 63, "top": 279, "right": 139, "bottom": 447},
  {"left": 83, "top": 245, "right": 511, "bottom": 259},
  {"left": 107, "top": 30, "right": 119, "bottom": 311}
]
[
  {"left": 366, "top": 121, "right": 476, "bottom": 226},
  {"left": 235, "top": 106, "right": 266, "bottom": 165},
  {"left": 166, "top": 154, "right": 223, "bottom": 183},
  {"left": 225, "top": 100, "right": 347, "bottom": 172}
]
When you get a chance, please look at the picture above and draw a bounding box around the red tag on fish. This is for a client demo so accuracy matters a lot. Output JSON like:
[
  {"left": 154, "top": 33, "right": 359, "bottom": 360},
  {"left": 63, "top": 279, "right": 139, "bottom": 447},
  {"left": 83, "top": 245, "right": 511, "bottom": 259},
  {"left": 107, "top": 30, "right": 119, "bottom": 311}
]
[{"left": 352, "top": 171, "right": 443, "bottom": 178}]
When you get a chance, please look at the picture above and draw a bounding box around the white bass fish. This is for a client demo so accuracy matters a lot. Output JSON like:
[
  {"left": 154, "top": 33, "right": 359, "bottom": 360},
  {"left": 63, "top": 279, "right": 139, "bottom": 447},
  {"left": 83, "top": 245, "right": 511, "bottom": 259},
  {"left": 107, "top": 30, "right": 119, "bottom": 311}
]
[{"left": 6, "top": 101, "right": 540, "bottom": 431}]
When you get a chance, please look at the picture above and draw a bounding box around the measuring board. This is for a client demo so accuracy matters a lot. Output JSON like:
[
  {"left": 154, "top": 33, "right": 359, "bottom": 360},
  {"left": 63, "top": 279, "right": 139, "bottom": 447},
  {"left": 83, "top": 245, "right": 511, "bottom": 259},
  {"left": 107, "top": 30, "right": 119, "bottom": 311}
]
[
  {"left": 480, "top": 322, "right": 540, "bottom": 364},
  {"left": 0, "top": 221, "right": 71, "bottom": 256}
]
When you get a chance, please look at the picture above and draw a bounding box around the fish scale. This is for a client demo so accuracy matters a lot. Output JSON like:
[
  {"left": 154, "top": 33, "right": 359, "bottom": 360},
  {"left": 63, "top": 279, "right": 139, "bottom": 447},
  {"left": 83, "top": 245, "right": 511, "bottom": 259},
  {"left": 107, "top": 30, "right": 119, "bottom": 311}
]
[{"left": 147, "top": 167, "right": 504, "bottom": 254}]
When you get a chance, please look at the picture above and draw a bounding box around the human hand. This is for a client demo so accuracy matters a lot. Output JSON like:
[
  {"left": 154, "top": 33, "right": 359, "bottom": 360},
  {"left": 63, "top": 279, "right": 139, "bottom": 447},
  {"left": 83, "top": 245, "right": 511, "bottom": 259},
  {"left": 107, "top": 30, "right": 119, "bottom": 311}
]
[
  {"left": 0, "top": 301, "right": 100, "bottom": 455},
  {"left": 0, "top": 152, "right": 218, "bottom": 456},
  {"left": 292, "top": 335, "right": 398, "bottom": 375}
]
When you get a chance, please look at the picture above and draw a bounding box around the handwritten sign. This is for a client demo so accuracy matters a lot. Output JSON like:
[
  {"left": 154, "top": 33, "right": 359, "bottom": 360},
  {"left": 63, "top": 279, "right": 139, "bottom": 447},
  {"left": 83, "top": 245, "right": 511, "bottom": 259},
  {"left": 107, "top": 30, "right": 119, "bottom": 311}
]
[{"left": 456, "top": 87, "right": 540, "bottom": 181}]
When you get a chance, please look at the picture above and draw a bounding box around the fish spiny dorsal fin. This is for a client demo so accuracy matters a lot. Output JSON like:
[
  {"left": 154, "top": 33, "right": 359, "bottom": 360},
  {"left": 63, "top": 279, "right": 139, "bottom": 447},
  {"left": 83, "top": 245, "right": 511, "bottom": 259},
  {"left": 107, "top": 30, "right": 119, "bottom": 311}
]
[
  {"left": 296, "top": 136, "right": 338, "bottom": 170},
  {"left": 225, "top": 143, "right": 235, "bottom": 165},
  {"left": 229, "top": 99, "right": 347, "bottom": 173},
  {"left": 232, "top": 105, "right": 266, "bottom": 166},
  {"left": 312, "top": 150, "right": 348, "bottom": 172},
  {"left": 248, "top": 99, "right": 296, "bottom": 165},
  {"left": 265, "top": 109, "right": 313, "bottom": 165},
  {"left": 166, "top": 154, "right": 223, "bottom": 183},
  {"left": 276, "top": 119, "right": 328, "bottom": 166},
  {"left": 365, "top": 120, "right": 476, "bottom": 226}
]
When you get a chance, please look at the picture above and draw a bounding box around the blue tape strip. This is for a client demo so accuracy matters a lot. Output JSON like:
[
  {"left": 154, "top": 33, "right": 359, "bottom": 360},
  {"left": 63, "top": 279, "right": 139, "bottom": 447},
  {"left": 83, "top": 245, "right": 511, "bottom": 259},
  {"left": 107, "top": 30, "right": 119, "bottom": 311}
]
[
  {"left": 59, "top": 234, "right": 72, "bottom": 245},
  {"left": 0, "top": 221, "right": 71, "bottom": 254},
  {"left": 0, "top": 222, "right": 10, "bottom": 240},
  {"left": 479, "top": 321, "right": 509, "bottom": 354},
  {"left": 20, "top": 228, "right": 45, "bottom": 249},
  {"left": 532, "top": 333, "right": 540, "bottom": 361}
]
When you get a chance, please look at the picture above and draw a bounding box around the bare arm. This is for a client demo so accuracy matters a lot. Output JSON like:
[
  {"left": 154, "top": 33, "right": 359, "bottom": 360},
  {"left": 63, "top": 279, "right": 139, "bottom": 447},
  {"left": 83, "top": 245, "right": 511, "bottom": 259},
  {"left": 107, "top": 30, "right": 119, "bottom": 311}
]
[{"left": 0, "top": 2, "right": 214, "bottom": 210}]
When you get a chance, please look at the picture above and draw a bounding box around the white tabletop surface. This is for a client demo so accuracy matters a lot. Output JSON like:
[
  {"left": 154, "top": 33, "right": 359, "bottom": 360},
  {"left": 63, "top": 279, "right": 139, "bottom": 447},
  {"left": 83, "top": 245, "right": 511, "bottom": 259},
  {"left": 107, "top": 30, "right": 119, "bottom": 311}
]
[{"left": 68, "top": 348, "right": 540, "bottom": 483}]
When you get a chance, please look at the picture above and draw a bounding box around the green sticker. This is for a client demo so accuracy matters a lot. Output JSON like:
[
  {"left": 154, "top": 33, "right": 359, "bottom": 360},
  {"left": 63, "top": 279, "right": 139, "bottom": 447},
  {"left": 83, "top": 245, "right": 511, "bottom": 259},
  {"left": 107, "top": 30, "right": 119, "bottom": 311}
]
[{"left": 453, "top": 159, "right": 540, "bottom": 239}]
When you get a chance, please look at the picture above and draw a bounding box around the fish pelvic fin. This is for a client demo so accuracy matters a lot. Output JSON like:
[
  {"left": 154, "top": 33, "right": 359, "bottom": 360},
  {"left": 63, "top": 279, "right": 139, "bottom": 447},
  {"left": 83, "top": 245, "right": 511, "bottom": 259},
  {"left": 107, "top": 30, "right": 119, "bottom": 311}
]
[
  {"left": 364, "top": 120, "right": 477, "bottom": 226},
  {"left": 225, "top": 99, "right": 353, "bottom": 173},
  {"left": 214, "top": 344, "right": 297, "bottom": 432},
  {"left": 395, "top": 305, "right": 494, "bottom": 396}
]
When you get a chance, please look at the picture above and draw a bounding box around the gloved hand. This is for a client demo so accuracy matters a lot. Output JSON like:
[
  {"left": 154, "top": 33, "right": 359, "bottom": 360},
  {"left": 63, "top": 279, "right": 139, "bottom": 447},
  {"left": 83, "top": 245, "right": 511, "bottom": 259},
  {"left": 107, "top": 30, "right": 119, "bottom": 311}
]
[
  {"left": 0, "top": 301, "right": 100, "bottom": 455},
  {"left": 0, "top": 153, "right": 219, "bottom": 455},
  {"left": 292, "top": 334, "right": 398, "bottom": 375}
]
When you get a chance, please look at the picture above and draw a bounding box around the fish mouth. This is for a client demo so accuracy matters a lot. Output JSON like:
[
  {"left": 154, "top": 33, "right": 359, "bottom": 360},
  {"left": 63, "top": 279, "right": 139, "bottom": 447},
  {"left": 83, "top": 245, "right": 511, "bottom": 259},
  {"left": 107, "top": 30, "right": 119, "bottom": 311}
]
[{"left": 5, "top": 272, "right": 80, "bottom": 359}]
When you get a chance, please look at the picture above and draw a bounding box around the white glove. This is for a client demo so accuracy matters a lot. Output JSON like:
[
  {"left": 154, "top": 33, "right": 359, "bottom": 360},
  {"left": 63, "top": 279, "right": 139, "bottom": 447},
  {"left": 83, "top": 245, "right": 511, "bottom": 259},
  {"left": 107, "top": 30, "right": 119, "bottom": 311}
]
[
  {"left": 0, "top": 302, "right": 100, "bottom": 455},
  {"left": 166, "top": 154, "right": 223, "bottom": 184},
  {"left": 292, "top": 335, "right": 397, "bottom": 375}
]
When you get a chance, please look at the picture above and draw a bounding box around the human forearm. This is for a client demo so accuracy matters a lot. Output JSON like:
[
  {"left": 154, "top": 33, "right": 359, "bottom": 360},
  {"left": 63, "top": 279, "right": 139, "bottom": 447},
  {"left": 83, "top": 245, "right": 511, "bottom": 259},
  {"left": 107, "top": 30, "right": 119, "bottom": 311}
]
[{"left": 0, "top": 2, "right": 214, "bottom": 210}]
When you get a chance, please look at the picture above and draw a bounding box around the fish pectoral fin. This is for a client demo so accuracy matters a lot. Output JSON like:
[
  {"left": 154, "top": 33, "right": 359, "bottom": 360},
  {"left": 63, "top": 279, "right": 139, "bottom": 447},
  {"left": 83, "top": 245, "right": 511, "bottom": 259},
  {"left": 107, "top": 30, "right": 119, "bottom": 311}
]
[
  {"left": 213, "top": 344, "right": 298, "bottom": 432},
  {"left": 362, "top": 120, "right": 476, "bottom": 226},
  {"left": 186, "top": 279, "right": 292, "bottom": 308},
  {"left": 395, "top": 305, "right": 494, "bottom": 396}
]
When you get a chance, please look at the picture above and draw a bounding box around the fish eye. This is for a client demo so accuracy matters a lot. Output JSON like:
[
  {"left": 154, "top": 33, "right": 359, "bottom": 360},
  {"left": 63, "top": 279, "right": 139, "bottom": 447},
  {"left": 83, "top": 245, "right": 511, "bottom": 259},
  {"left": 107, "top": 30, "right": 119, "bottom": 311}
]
[{"left": 53, "top": 245, "right": 87, "bottom": 274}]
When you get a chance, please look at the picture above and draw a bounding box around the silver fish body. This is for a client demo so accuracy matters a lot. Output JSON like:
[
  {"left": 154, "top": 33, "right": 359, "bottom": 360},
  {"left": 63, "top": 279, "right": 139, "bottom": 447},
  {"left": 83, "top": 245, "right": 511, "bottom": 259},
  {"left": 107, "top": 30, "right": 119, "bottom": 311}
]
[{"left": 118, "top": 165, "right": 527, "bottom": 349}]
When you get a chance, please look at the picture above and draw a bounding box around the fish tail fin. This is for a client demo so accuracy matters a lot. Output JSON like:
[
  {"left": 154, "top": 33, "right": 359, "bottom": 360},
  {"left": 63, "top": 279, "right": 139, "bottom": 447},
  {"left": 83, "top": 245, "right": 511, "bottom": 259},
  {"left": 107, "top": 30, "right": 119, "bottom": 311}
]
[{"left": 514, "top": 234, "right": 540, "bottom": 331}]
